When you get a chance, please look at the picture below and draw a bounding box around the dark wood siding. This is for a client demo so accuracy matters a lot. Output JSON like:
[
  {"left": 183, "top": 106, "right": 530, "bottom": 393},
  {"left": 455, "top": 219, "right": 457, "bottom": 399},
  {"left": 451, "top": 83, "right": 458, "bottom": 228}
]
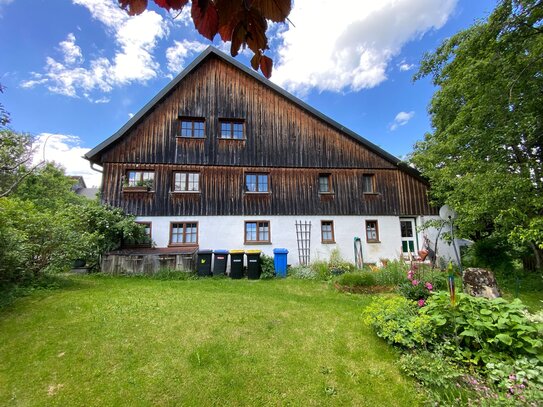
[
  {"left": 100, "top": 57, "right": 396, "bottom": 169},
  {"left": 97, "top": 55, "right": 436, "bottom": 217},
  {"left": 102, "top": 163, "right": 435, "bottom": 216}
]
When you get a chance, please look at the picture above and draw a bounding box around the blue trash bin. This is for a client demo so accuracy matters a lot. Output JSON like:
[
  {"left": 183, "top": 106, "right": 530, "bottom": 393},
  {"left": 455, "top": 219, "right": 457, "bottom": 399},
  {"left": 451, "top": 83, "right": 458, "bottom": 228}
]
[
  {"left": 273, "top": 248, "right": 289, "bottom": 278},
  {"left": 213, "top": 250, "right": 229, "bottom": 276}
]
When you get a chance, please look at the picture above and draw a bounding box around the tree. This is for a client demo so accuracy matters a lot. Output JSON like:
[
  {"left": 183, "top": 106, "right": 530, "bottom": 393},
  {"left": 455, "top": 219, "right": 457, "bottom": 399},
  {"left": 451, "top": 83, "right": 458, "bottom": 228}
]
[
  {"left": 411, "top": 0, "right": 543, "bottom": 268},
  {"left": 118, "top": 0, "right": 292, "bottom": 78}
]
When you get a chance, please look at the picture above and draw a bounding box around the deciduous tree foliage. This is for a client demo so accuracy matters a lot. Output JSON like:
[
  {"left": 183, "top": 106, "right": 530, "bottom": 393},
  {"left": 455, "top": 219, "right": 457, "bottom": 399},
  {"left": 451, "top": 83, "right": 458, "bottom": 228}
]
[
  {"left": 118, "top": 0, "right": 292, "bottom": 78},
  {"left": 411, "top": 0, "right": 543, "bottom": 268}
]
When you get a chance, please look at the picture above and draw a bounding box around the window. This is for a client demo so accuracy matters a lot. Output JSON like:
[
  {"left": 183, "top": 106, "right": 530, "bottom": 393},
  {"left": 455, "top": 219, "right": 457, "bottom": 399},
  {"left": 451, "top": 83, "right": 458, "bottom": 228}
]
[
  {"left": 126, "top": 170, "right": 154, "bottom": 189},
  {"left": 362, "top": 174, "right": 374, "bottom": 193},
  {"left": 319, "top": 174, "right": 332, "bottom": 193},
  {"left": 180, "top": 118, "right": 205, "bottom": 138},
  {"left": 321, "top": 221, "right": 335, "bottom": 243},
  {"left": 220, "top": 120, "right": 244, "bottom": 139},
  {"left": 170, "top": 222, "right": 198, "bottom": 245},
  {"left": 366, "top": 220, "right": 379, "bottom": 243},
  {"left": 173, "top": 172, "right": 200, "bottom": 192},
  {"left": 137, "top": 222, "right": 152, "bottom": 238},
  {"left": 245, "top": 173, "right": 269, "bottom": 193},
  {"left": 245, "top": 221, "right": 270, "bottom": 243}
]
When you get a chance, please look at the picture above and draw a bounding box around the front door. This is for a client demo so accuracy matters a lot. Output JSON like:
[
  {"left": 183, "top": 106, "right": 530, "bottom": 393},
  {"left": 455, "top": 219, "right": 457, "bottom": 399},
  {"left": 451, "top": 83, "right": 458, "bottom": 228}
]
[{"left": 400, "top": 219, "right": 417, "bottom": 256}]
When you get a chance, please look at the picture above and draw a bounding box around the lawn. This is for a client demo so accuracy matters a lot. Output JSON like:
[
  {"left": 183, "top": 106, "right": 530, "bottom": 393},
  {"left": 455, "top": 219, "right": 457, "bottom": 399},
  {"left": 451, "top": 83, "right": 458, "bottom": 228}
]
[{"left": 0, "top": 275, "right": 423, "bottom": 406}]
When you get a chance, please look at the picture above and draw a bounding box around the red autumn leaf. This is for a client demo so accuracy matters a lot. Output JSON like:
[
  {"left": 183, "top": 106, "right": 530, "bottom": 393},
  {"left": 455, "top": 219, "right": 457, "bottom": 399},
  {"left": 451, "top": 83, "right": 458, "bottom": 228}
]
[
  {"left": 153, "top": 0, "right": 188, "bottom": 11},
  {"left": 250, "top": 53, "right": 261, "bottom": 70},
  {"left": 119, "top": 0, "right": 148, "bottom": 16},
  {"left": 245, "top": 9, "right": 268, "bottom": 54},
  {"left": 215, "top": 0, "right": 243, "bottom": 42},
  {"left": 230, "top": 22, "right": 247, "bottom": 57},
  {"left": 253, "top": 0, "right": 292, "bottom": 23},
  {"left": 192, "top": 0, "right": 219, "bottom": 41},
  {"left": 259, "top": 55, "right": 272, "bottom": 78}
]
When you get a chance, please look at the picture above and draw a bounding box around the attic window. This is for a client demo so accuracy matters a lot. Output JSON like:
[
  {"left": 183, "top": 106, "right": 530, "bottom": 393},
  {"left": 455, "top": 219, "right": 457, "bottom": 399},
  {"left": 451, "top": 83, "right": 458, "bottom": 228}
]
[
  {"left": 220, "top": 120, "right": 244, "bottom": 139},
  {"left": 362, "top": 174, "right": 375, "bottom": 193},
  {"left": 180, "top": 117, "right": 205, "bottom": 138},
  {"left": 318, "top": 174, "right": 333, "bottom": 193}
]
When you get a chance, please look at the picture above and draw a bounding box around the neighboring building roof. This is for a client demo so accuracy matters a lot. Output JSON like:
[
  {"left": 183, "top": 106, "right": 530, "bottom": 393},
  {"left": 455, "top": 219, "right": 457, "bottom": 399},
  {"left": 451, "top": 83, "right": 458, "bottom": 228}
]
[
  {"left": 70, "top": 175, "right": 87, "bottom": 190},
  {"left": 84, "top": 46, "right": 423, "bottom": 180},
  {"left": 75, "top": 187, "right": 100, "bottom": 199}
]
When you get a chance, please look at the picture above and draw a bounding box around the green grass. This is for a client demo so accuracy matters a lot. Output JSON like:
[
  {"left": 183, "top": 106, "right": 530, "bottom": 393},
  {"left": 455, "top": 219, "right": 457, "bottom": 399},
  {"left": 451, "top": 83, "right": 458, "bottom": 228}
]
[{"left": 0, "top": 275, "right": 423, "bottom": 406}]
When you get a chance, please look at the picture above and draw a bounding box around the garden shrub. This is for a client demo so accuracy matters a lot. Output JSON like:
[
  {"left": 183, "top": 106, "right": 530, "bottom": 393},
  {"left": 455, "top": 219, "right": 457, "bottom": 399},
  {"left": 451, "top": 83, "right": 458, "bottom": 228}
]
[
  {"left": 288, "top": 266, "right": 317, "bottom": 280},
  {"left": 336, "top": 272, "right": 376, "bottom": 287},
  {"left": 363, "top": 296, "right": 436, "bottom": 348},
  {"left": 328, "top": 248, "right": 356, "bottom": 275},
  {"left": 374, "top": 260, "right": 409, "bottom": 285},
  {"left": 260, "top": 254, "right": 275, "bottom": 279},
  {"left": 311, "top": 260, "right": 332, "bottom": 280},
  {"left": 421, "top": 292, "right": 542, "bottom": 365}
]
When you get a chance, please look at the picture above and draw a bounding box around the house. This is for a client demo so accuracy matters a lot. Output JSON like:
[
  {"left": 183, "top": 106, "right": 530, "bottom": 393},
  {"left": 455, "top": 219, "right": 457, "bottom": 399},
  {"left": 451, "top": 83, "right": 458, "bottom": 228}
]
[
  {"left": 70, "top": 175, "right": 99, "bottom": 199},
  {"left": 85, "top": 47, "right": 456, "bottom": 268}
]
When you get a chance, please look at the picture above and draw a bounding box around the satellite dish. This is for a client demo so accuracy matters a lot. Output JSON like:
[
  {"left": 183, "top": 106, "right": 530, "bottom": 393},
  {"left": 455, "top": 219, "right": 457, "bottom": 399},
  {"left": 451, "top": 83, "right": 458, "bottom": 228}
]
[{"left": 439, "top": 205, "right": 457, "bottom": 221}]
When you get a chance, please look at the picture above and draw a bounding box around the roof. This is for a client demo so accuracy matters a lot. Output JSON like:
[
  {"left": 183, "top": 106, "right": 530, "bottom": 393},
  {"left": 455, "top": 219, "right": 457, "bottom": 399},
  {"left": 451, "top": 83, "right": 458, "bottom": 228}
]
[
  {"left": 84, "top": 47, "right": 423, "bottom": 180},
  {"left": 75, "top": 187, "right": 99, "bottom": 199},
  {"left": 107, "top": 247, "right": 198, "bottom": 256}
]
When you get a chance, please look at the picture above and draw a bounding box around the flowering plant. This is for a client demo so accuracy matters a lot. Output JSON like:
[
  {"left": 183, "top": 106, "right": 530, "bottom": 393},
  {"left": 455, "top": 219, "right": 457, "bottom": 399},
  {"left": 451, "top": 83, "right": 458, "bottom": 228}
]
[{"left": 398, "top": 265, "right": 434, "bottom": 305}]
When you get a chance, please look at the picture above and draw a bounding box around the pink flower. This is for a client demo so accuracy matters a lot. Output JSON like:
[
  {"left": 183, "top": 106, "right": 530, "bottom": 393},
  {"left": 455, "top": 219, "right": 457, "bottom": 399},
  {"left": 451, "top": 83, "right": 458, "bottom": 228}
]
[
  {"left": 417, "top": 299, "right": 426, "bottom": 307},
  {"left": 412, "top": 279, "right": 419, "bottom": 286},
  {"left": 425, "top": 282, "right": 433, "bottom": 291},
  {"left": 407, "top": 271, "right": 414, "bottom": 280}
]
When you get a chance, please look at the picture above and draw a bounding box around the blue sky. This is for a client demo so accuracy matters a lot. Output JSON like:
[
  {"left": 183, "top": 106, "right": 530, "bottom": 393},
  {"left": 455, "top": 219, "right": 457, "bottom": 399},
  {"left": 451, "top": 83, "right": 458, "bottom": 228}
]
[{"left": 0, "top": 0, "right": 496, "bottom": 186}]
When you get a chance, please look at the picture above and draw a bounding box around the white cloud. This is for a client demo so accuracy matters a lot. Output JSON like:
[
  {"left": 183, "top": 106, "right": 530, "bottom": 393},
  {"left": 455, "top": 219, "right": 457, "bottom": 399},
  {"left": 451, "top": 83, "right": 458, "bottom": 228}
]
[
  {"left": 272, "top": 0, "right": 457, "bottom": 94},
  {"left": 59, "top": 33, "right": 83, "bottom": 65},
  {"left": 0, "top": 0, "right": 14, "bottom": 17},
  {"left": 389, "top": 111, "right": 415, "bottom": 131},
  {"left": 399, "top": 61, "right": 415, "bottom": 72},
  {"left": 165, "top": 40, "right": 208, "bottom": 75},
  {"left": 21, "top": 0, "right": 168, "bottom": 99},
  {"left": 33, "top": 133, "right": 102, "bottom": 187}
]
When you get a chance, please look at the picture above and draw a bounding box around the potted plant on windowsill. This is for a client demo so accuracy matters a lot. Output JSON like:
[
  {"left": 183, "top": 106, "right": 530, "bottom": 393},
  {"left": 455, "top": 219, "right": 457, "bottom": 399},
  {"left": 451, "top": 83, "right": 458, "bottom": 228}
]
[{"left": 123, "top": 179, "right": 154, "bottom": 192}]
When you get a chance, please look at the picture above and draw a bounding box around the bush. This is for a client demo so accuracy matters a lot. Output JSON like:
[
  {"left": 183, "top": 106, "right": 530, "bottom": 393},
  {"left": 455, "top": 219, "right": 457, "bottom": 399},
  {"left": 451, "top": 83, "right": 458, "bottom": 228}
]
[
  {"left": 336, "top": 272, "right": 376, "bottom": 287},
  {"left": 374, "top": 260, "right": 409, "bottom": 285},
  {"left": 260, "top": 254, "right": 275, "bottom": 279},
  {"left": 363, "top": 296, "right": 436, "bottom": 348},
  {"left": 311, "top": 260, "right": 332, "bottom": 280},
  {"left": 422, "top": 292, "right": 542, "bottom": 365},
  {"left": 288, "top": 265, "right": 317, "bottom": 280}
]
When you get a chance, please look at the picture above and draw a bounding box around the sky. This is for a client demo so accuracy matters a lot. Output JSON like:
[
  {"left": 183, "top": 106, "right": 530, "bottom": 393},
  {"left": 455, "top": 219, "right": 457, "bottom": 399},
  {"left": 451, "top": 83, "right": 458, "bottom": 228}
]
[{"left": 0, "top": 0, "right": 496, "bottom": 187}]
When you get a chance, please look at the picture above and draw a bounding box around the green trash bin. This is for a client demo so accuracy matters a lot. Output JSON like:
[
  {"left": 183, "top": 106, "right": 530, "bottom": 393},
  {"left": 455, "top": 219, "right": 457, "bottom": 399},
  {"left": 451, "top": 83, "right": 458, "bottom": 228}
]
[
  {"left": 229, "top": 250, "right": 245, "bottom": 279},
  {"left": 246, "top": 250, "right": 262, "bottom": 280}
]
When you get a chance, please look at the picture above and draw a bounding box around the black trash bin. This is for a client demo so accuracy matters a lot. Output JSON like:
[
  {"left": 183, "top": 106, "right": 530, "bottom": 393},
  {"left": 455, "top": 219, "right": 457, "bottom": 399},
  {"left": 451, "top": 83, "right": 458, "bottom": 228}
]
[
  {"left": 229, "top": 250, "right": 245, "bottom": 279},
  {"left": 213, "top": 250, "right": 229, "bottom": 276},
  {"left": 197, "top": 249, "right": 213, "bottom": 276},
  {"left": 246, "top": 250, "right": 262, "bottom": 280}
]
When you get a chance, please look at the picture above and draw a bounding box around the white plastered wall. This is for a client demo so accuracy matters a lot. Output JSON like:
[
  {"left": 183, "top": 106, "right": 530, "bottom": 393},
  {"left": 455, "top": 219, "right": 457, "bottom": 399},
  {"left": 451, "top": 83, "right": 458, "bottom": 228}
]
[{"left": 135, "top": 215, "right": 448, "bottom": 266}]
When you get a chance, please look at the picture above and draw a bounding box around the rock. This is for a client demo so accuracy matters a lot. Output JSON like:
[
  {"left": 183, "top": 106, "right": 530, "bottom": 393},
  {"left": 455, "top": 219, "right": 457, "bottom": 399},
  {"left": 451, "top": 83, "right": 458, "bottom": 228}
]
[{"left": 463, "top": 267, "right": 501, "bottom": 299}]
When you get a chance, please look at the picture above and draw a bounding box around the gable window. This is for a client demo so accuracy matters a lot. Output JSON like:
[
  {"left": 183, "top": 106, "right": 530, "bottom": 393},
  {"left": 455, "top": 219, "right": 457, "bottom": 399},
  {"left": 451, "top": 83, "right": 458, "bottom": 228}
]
[
  {"left": 362, "top": 174, "right": 375, "bottom": 193},
  {"left": 321, "top": 221, "right": 335, "bottom": 243},
  {"left": 173, "top": 172, "right": 200, "bottom": 192},
  {"left": 245, "top": 173, "right": 269, "bottom": 193},
  {"left": 126, "top": 170, "right": 154, "bottom": 189},
  {"left": 220, "top": 120, "right": 244, "bottom": 139},
  {"left": 245, "top": 221, "right": 270, "bottom": 243},
  {"left": 319, "top": 173, "right": 332, "bottom": 193},
  {"left": 170, "top": 222, "right": 198, "bottom": 245},
  {"left": 366, "top": 220, "right": 380, "bottom": 243},
  {"left": 180, "top": 118, "right": 205, "bottom": 138}
]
